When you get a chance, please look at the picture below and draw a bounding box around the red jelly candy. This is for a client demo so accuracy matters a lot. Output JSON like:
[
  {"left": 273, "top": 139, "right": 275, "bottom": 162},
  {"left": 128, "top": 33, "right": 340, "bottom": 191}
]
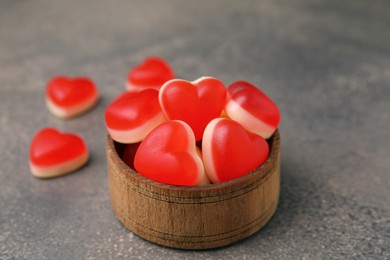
[
  {"left": 225, "top": 81, "right": 280, "bottom": 139},
  {"left": 134, "top": 120, "right": 209, "bottom": 186},
  {"left": 105, "top": 89, "right": 166, "bottom": 144},
  {"left": 126, "top": 57, "right": 174, "bottom": 92},
  {"left": 122, "top": 142, "right": 141, "bottom": 170},
  {"left": 46, "top": 76, "right": 99, "bottom": 118},
  {"left": 159, "top": 77, "right": 226, "bottom": 141},
  {"left": 29, "top": 128, "right": 89, "bottom": 178},
  {"left": 202, "top": 118, "right": 269, "bottom": 183}
]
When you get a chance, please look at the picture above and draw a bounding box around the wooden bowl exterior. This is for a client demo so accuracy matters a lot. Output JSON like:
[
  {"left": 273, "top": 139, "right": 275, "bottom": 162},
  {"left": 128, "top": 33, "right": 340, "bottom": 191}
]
[{"left": 106, "top": 130, "right": 280, "bottom": 249}]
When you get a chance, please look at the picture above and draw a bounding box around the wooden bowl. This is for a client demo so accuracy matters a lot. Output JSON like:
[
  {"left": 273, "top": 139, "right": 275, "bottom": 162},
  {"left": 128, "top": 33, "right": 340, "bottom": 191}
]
[{"left": 106, "top": 130, "right": 281, "bottom": 249}]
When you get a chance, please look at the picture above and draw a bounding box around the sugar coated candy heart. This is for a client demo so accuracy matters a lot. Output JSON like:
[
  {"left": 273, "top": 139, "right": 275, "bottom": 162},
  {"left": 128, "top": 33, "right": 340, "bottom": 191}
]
[
  {"left": 225, "top": 81, "right": 280, "bottom": 139},
  {"left": 126, "top": 57, "right": 174, "bottom": 92},
  {"left": 159, "top": 77, "right": 226, "bottom": 141},
  {"left": 105, "top": 89, "right": 166, "bottom": 144},
  {"left": 29, "top": 128, "right": 89, "bottom": 178},
  {"left": 46, "top": 76, "right": 99, "bottom": 119},
  {"left": 134, "top": 120, "right": 209, "bottom": 186},
  {"left": 202, "top": 118, "right": 269, "bottom": 183}
]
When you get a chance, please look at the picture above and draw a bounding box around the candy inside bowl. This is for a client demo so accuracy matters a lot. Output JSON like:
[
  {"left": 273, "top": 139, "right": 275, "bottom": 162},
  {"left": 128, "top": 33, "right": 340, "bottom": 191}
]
[
  {"left": 106, "top": 129, "right": 280, "bottom": 249},
  {"left": 105, "top": 73, "right": 281, "bottom": 249}
]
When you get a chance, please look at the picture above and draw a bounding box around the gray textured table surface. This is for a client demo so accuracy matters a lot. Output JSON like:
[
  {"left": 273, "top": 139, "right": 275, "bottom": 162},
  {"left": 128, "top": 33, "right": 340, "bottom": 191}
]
[{"left": 1, "top": 1, "right": 389, "bottom": 259}]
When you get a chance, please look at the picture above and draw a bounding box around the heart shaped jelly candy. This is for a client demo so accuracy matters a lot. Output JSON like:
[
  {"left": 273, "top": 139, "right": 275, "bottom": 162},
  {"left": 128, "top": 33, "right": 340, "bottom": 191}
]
[
  {"left": 29, "top": 128, "right": 89, "bottom": 178},
  {"left": 202, "top": 118, "right": 269, "bottom": 183},
  {"left": 134, "top": 120, "right": 209, "bottom": 186},
  {"left": 105, "top": 89, "right": 166, "bottom": 144},
  {"left": 159, "top": 77, "right": 226, "bottom": 141},
  {"left": 46, "top": 76, "right": 99, "bottom": 119},
  {"left": 225, "top": 81, "right": 280, "bottom": 139},
  {"left": 122, "top": 142, "right": 141, "bottom": 170},
  {"left": 126, "top": 57, "right": 174, "bottom": 92}
]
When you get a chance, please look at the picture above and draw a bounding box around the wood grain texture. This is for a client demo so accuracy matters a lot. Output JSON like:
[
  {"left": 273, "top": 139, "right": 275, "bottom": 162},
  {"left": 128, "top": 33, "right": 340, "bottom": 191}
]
[{"left": 106, "top": 130, "right": 281, "bottom": 249}]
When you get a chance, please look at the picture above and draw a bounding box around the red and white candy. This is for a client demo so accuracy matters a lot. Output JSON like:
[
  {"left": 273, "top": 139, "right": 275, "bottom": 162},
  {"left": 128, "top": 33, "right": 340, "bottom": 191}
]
[
  {"left": 159, "top": 77, "right": 226, "bottom": 141},
  {"left": 225, "top": 81, "right": 280, "bottom": 139},
  {"left": 46, "top": 76, "right": 99, "bottom": 119},
  {"left": 107, "top": 73, "right": 279, "bottom": 185},
  {"left": 29, "top": 128, "right": 89, "bottom": 178},
  {"left": 202, "top": 118, "right": 269, "bottom": 183},
  {"left": 126, "top": 57, "right": 174, "bottom": 92},
  {"left": 134, "top": 120, "right": 209, "bottom": 186},
  {"left": 105, "top": 89, "right": 166, "bottom": 144}
]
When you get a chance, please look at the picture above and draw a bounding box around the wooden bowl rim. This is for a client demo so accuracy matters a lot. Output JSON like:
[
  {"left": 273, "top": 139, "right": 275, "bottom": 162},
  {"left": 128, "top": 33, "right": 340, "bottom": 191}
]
[{"left": 106, "top": 129, "right": 280, "bottom": 193}]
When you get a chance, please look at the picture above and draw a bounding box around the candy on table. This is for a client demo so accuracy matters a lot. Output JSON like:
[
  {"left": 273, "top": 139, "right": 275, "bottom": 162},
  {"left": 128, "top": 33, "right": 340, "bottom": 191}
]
[
  {"left": 202, "top": 118, "right": 269, "bottom": 183},
  {"left": 225, "top": 81, "right": 280, "bottom": 139},
  {"left": 159, "top": 77, "right": 226, "bottom": 141},
  {"left": 104, "top": 89, "right": 167, "bottom": 144},
  {"left": 46, "top": 76, "right": 99, "bottom": 119},
  {"left": 29, "top": 128, "right": 89, "bottom": 178},
  {"left": 126, "top": 57, "right": 174, "bottom": 92},
  {"left": 134, "top": 120, "right": 209, "bottom": 186}
]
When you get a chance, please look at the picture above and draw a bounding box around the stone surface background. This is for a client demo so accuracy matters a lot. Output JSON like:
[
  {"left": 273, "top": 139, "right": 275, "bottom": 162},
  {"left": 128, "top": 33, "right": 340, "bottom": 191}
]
[{"left": 1, "top": 0, "right": 389, "bottom": 259}]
